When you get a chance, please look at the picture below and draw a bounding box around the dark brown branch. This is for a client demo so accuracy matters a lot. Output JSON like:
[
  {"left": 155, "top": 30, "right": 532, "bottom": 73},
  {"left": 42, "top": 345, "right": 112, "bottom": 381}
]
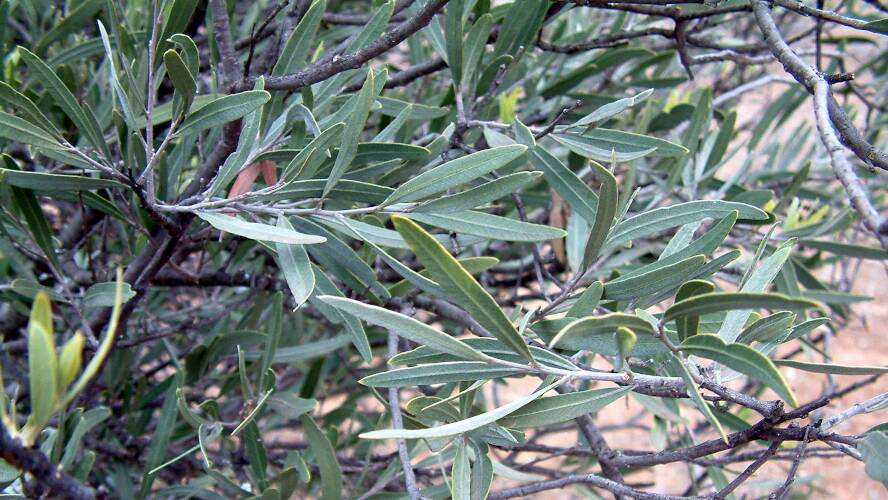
[
  {"left": 344, "top": 57, "right": 448, "bottom": 93},
  {"left": 0, "top": 425, "right": 96, "bottom": 500},
  {"left": 246, "top": 0, "right": 450, "bottom": 91}
]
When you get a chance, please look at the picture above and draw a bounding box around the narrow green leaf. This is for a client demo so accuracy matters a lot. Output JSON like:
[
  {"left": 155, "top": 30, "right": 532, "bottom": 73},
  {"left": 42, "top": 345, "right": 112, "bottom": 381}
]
[
  {"left": 175, "top": 90, "right": 271, "bottom": 136},
  {"left": 386, "top": 145, "right": 527, "bottom": 204},
  {"left": 462, "top": 14, "right": 492, "bottom": 89},
  {"left": 169, "top": 34, "right": 200, "bottom": 75},
  {"left": 568, "top": 89, "right": 653, "bottom": 129},
  {"left": 718, "top": 246, "right": 792, "bottom": 342},
  {"left": 566, "top": 282, "right": 604, "bottom": 318},
  {"left": 583, "top": 161, "right": 618, "bottom": 267},
  {"left": 196, "top": 213, "right": 326, "bottom": 244},
  {"left": 361, "top": 362, "right": 522, "bottom": 388},
  {"left": 259, "top": 293, "right": 283, "bottom": 393},
  {"left": 19, "top": 47, "right": 110, "bottom": 159},
  {"left": 665, "top": 292, "right": 822, "bottom": 322},
  {"left": 529, "top": 147, "right": 598, "bottom": 223},
  {"left": 549, "top": 313, "right": 656, "bottom": 350},
  {"left": 861, "top": 19, "right": 888, "bottom": 35},
  {"left": 160, "top": 0, "right": 200, "bottom": 40},
  {"left": 604, "top": 255, "right": 706, "bottom": 301},
  {"left": 0, "top": 82, "right": 62, "bottom": 138},
  {"left": 470, "top": 442, "right": 493, "bottom": 500},
  {"left": 407, "top": 211, "right": 565, "bottom": 242},
  {"left": 82, "top": 281, "right": 136, "bottom": 309},
  {"left": 445, "top": 0, "right": 465, "bottom": 85},
  {"left": 0, "top": 111, "right": 65, "bottom": 150},
  {"left": 262, "top": 335, "right": 351, "bottom": 363},
  {"left": 317, "top": 296, "right": 492, "bottom": 363},
  {"left": 33, "top": 0, "right": 104, "bottom": 54},
  {"left": 300, "top": 415, "right": 342, "bottom": 500},
  {"left": 859, "top": 430, "right": 888, "bottom": 488},
  {"left": 273, "top": 0, "right": 326, "bottom": 75},
  {"left": 275, "top": 217, "right": 315, "bottom": 309},
  {"left": 141, "top": 373, "right": 183, "bottom": 497},
  {"left": 9, "top": 181, "right": 61, "bottom": 273},
  {"left": 414, "top": 172, "right": 541, "bottom": 213},
  {"left": 390, "top": 338, "right": 576, "bottom": 371},
  {"left": 393, "top": 216, "right": 534, "bottom": 363},
  {"left": 774, "top": 359, "right": 888, "bottom": 375},
  {"left": 552, "top": 133, "right": 657, "bottom": 162},
  {"left": 606, "top": 200, "right": 767, "bottom": 249},
  {"left": 452, "top": 440, "right": 471, "bottom": 500},
  {"left": 360, "top": 377, "right": 566, "bottom": 440},
  {"left": 736, "top": 311, "right": 795, "bottom": 344},
  {"left": 680, "top": 334, "right": 797, "bottom": 406},
  {"left": 0, "top": 168, "right": 124, "bottom": 191},
  {"left": 499, "top": 386, "right": 632, "bottom": 428},
  {"left": 800, "top": 239, "right": 887, "bottom": 260},
  {"left": 324, "top": 69, "right": 379, "bottom": 197}
]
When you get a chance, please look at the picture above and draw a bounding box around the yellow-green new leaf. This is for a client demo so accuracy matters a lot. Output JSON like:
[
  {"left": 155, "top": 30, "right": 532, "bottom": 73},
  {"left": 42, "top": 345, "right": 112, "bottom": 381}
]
[
  {"left": 392, "top": 216, "right": 534, "bottom": 363},
  {"left": 680, "top": 334, "right": 797, "bottom": 406},
  {"left": 27, "top": 295, "right": 58, "bottom": 429},
  {"left": 58, "top": 333, "right": 84, "bottom": 390},
  {"left": 64, "top": 269, "right": 125, "bottom": 406}
]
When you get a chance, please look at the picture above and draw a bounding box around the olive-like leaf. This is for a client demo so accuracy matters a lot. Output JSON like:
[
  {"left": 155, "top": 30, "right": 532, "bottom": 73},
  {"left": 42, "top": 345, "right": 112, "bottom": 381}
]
[
  {"left": 386, "top": 145, "right": 527, "bottom": 204},
  {"left": 317, "top": 296, "right": 493, "bottom": 363},
  {"left": 393, "top": 216, "right": 534, "bottom": 363},
  {"left": 680, "top": 334, "right": 797, "bottom": 406},
  {"left": 664, "top": 292, "right": 823, "bottom": 323},
  {"left": 498, "top": 386, "right": 632, "bottom": 428},
  {"left": 197, "top": 213, "right": 326, "bottom": 244}
]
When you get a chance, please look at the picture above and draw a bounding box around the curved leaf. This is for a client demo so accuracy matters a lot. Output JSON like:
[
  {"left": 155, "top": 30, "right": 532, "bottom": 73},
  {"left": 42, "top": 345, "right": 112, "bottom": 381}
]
[{"left": 679, "top": 334, "right": 797, "bottom": 406}]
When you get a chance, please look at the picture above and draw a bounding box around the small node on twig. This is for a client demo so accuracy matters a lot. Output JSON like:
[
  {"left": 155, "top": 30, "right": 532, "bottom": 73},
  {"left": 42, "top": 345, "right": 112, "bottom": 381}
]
[{"left": 824, "top": 72, "right": 854, "bottom": 84}]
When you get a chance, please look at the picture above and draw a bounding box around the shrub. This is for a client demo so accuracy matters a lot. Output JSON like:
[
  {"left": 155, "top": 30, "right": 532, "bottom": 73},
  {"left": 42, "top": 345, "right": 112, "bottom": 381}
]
[{"left": 1, "top": 0, "right": 887, "bottom": 498}]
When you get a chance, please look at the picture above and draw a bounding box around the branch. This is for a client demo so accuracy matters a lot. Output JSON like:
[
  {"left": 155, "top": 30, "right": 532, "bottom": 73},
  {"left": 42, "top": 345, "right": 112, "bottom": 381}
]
[
  {"left": 386, "top": 331, "right": 421, "bottom": 500},
  {"left": 210, "top": 0, "right": 240, "bottom": 89},
  {"left": 0, "top": 425, "right": 96, "bottom": 500},
  {"left": 487, "top": 472, "right": 701, "bottom": 500},
  {"left": 344, "top": 57, "right": 448, "bottom": 93},
  {"left": 248, "top": 0, "right": 450, "bottom": 91},
  {"left": 752, "top": 0, "right": 888, "bottom": 172},
  {"left": 752, "top": 0, "right": 888, "bottom": 250}
]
